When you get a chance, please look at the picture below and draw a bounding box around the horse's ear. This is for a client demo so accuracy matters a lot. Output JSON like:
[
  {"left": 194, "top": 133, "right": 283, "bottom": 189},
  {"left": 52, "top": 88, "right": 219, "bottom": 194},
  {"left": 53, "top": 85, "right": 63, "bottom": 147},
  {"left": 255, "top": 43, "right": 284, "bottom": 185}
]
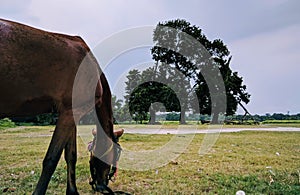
[{"left": 113, "top": 129, "right": 124, "bottom": 138}]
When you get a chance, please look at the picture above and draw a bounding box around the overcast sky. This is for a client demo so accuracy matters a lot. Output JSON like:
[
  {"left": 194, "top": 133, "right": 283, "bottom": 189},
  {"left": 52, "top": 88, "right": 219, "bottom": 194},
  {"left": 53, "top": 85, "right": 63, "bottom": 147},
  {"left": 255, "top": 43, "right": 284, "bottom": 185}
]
[{"left": 1, "top": 0, "right": 300, "bottom": 115}]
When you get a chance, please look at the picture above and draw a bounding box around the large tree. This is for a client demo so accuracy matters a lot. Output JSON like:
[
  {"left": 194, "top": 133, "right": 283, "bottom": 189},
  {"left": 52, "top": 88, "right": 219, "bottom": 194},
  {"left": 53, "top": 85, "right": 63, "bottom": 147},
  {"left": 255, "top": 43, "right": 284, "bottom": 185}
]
[{"left": 151, "top": 19, "right": 250, "bottom": 123}]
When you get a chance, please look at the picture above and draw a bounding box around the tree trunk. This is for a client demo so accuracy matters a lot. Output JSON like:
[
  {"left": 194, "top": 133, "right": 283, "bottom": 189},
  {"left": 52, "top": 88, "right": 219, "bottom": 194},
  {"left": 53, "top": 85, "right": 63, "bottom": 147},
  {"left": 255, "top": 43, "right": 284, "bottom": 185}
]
[
  {"left": 149, "top": 107, "right": 156, "bottom": 124},
  {"left": 211, "top": 113, "right": 219, "bottom": 124},
  {"left": 180, "top": 109, "right": 186, "bottom": 124}
]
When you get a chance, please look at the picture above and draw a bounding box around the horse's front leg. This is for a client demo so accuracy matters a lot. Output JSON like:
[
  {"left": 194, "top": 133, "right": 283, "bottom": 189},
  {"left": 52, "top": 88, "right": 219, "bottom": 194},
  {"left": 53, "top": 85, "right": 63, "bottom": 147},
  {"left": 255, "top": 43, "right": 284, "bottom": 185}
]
[
  {"left": 64, "top": 124, "right": 79, "bottom": 195},
  {"left": 33, "top": 110, "right": 77, "bottom": 195}
]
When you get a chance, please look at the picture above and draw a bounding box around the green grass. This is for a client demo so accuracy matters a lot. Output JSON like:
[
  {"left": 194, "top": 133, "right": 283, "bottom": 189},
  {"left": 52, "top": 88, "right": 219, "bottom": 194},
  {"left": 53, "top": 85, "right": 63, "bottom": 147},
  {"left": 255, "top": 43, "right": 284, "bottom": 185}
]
[{"left": 0, "top": 126, "right": 299, "bottom": 194}]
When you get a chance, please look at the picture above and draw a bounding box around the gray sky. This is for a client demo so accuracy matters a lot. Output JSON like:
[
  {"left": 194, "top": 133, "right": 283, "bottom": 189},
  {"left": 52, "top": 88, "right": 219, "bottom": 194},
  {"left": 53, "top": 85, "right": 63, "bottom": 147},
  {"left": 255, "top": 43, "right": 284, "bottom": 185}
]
[{"left": 1, "top": 0, "right": 300, "bottom": 115}]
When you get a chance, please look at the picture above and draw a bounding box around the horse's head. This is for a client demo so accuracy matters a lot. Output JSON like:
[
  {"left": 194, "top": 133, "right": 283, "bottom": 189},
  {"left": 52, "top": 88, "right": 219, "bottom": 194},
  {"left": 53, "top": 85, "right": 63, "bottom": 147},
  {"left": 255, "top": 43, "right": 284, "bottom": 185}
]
[{"left": 89, "top": 129, "right": 123, "bottom": 193}]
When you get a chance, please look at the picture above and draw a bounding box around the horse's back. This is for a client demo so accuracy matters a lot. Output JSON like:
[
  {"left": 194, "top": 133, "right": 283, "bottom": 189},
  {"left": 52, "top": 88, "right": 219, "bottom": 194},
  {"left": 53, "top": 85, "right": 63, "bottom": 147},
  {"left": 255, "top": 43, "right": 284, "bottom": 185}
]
[{"left": 0, "top": 19, "right": 90, "bottom": 117}]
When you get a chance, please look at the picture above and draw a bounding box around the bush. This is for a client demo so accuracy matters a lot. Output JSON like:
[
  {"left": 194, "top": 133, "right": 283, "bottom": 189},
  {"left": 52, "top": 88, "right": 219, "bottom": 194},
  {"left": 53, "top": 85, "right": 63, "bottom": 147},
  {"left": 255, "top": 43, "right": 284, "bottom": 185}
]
[
  {"left": 262, "top": 120, "right": 300, "bottom": 124},
  {"left": 0, "top": 118, "right": 16, "bottom": 129},
  {"left": 166, "top": 112, "right": 180, "bottom": 121}
]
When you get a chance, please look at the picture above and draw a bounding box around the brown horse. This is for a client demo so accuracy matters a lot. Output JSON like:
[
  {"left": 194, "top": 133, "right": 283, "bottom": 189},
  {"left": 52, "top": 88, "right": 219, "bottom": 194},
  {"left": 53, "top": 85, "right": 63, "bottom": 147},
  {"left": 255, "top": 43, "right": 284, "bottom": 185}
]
[{"left": 0, "top": 18, "right": 117, "bottom": 194}]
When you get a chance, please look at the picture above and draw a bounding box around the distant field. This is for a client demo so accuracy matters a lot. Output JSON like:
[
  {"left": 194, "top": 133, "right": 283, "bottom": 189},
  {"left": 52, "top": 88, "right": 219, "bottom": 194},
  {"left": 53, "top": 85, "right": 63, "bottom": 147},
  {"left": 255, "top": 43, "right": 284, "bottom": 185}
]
[{"left": 0, "top": 126, "right": 299, "bottom": 194}]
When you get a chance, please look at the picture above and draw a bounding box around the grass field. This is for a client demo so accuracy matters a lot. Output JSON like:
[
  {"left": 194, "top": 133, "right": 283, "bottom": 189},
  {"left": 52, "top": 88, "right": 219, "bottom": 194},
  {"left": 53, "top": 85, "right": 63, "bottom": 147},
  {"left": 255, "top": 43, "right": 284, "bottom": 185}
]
[{"left": 0, "top": 125, "right": 299, "bottom": 194}]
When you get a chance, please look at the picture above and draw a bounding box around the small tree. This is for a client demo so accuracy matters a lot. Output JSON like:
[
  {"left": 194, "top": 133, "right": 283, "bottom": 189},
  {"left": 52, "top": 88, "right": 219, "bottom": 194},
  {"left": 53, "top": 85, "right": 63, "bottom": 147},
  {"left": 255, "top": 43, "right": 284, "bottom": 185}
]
[
  {"left": 125, "top": 67, "right": 185, "bottom": 124},
  {"left": 112, "top": 95, "right": 124, "bottom": 124}
]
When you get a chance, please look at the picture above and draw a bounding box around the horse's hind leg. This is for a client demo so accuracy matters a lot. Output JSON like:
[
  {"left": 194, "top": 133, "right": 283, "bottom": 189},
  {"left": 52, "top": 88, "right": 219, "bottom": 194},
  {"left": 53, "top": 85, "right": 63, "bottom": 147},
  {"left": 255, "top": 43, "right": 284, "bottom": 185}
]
[
  {"left": 33, "top": 110, "right": 77, "bottom": 195},
  {"left": 64, "top": 125, "right": 79, "bottom": 195}
]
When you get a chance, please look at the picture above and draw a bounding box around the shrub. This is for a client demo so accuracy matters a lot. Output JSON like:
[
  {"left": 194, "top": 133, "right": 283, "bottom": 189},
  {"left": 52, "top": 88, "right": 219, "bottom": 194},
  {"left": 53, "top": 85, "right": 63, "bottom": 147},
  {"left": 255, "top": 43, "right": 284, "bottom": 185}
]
[{"left": 0, "top": 118, "right": 16, "bottom": 129}]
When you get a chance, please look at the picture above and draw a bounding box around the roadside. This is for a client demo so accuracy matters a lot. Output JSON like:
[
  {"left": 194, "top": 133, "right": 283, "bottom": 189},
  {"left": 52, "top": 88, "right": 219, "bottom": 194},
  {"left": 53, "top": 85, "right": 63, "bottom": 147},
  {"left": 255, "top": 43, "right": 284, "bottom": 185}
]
[{"left": 123, "top": 126, "right": 300, "bottom": 134}]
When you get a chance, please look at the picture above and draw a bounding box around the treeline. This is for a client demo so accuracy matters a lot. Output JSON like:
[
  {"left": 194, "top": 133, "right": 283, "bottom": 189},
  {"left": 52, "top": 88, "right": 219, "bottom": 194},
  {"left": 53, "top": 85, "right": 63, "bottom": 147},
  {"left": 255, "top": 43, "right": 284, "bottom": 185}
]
[
  {"left": 237, "top": 113, "right": 300, "bottom": 122},
  {"left": 9, "top": 113, "right": 58, "bottom": 126},
  {"left": 2, "top": 112, "right": 300, "bottom": 127}
]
